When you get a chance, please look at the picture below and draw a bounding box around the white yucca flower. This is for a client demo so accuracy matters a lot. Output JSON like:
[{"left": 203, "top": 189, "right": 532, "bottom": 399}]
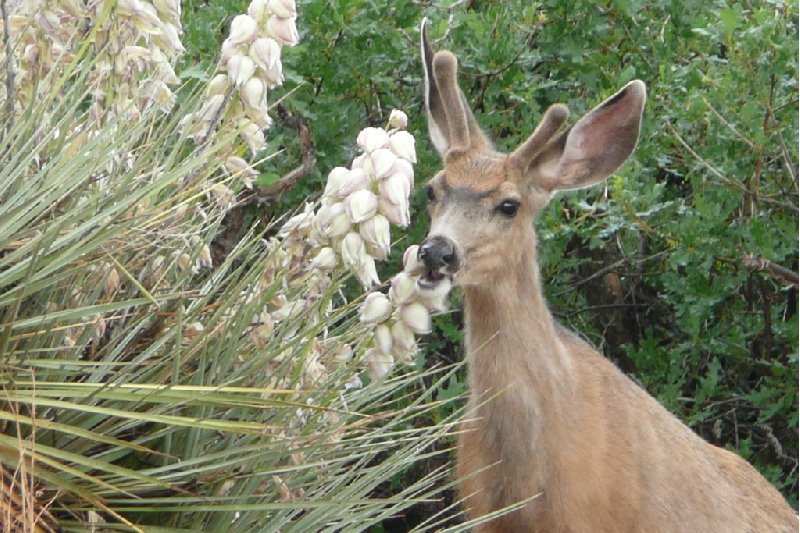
[{"left": 250, "top": 109, "right": 442, "bottom": 381}]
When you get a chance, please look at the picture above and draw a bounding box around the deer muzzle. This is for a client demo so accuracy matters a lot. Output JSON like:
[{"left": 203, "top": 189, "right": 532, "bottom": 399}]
[{"left": 418, "top": 235, "right": 458, "bottom": 288}]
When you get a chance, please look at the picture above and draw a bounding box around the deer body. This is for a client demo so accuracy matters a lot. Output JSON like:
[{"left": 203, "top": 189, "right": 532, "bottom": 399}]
[{"left": 417, "top": 19, "right": 797, "bottom": 532}]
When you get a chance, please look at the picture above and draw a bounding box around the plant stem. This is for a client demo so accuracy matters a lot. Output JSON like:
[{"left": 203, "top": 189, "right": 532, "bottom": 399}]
[{"left": 1, "top": 0, "right": 14, "bottom": 140}]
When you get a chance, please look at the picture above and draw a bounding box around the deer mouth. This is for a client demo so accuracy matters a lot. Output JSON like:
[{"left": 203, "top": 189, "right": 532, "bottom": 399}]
[{"left": 418, "top": 268, "right": 451, "bottom": 290}]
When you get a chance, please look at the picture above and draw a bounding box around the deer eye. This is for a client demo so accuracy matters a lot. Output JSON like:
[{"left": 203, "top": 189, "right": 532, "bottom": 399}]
[
  {"left": 497, "top": 199, "right": 520, "bottom": 218},
  {"left": 425, "top": 184, "right": 436, "bottom": 202}
]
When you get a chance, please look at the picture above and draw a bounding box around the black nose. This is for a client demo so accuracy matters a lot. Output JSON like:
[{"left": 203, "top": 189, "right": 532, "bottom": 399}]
[{"left": 418, "top": 236, "right": 458, "bottom": 271}]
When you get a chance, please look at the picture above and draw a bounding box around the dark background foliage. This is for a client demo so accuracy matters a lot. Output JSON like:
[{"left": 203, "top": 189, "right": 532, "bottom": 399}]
[{"left": 182, "top": 0, "right": 798, "bottom": 526}]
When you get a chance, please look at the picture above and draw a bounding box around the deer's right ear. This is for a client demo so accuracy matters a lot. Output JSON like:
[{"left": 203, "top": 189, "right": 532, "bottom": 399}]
[
  {"left": 421, "top": 18, "right": 489, "bottom": 159},
  {"left": 523, "top": 80, "right": 647, "bottom": 193}
]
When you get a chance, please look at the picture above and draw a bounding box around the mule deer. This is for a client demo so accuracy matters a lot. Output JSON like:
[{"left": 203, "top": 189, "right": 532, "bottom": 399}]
[{"left": 416, "top": 19, "right": 797, "bottom": 532}]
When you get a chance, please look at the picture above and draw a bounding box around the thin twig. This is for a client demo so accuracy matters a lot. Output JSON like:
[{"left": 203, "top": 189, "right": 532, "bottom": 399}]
[
  {"left": 700, "top": 94, "right": 755, "bottom": 149},
  {"left": 434, "top": 0, "right": 471, "bottom": 43},
  {"left": 776, "top": 127, "right": 797, "bottom": 187},
  {"left": 666, "top": 122, "right": 798, "bottom": 212},
  {"left": 667, "top": 122, "right": 748, "bottom": 191},
  {"left": 741, "top": 251, "right": 799, "bottom": 288},
  {"left": 553, "top": 250, "right": 668, "bottom": 297},
  {"left": 256, "top": 103, "right": 316, "bottom": 201}
]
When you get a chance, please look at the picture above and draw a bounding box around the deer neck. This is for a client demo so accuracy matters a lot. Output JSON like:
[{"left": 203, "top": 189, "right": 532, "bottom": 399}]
[{"left": 462, "top": 231, "right": 575, "bottom": 424}]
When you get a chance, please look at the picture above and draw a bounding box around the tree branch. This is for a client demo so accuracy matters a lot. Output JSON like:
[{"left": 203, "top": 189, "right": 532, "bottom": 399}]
[
  {"left": 741, "top": 251, "right": 799, "bottom": 288},
  {"left": 257, "top": 103, "right": 316, "bottom": 201}
]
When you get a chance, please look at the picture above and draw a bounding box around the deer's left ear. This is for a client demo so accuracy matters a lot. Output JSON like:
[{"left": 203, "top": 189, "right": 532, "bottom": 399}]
[
  {"left": 525, "top": 80, "right": 647, "bottom": 192},
  {"left": 420, "top": 18, "right": 490, "bottom": 159}
]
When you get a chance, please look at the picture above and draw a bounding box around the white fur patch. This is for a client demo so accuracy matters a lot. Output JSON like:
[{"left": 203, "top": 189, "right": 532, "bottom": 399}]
[
  {"left": 428, "top": 206, "right": 462, "bottom": 250},
  {"left": 428, "top": 113, "right": 450, "bottom": 155}
]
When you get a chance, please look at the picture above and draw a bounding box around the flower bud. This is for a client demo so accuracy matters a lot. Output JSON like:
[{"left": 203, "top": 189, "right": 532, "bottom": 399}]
[
  {"left": 248, "top": 0, "right": 268, "bottom": 22},
  {"left": 389, "top": 130, "right": 417, "bottom": 163},
  {"left": 176, "top": 252, "right": 192, "bottom": 271},
  {"left": 261, "top": 58, "right": 284, "bottom": 87},
  {"left": 228, "top": 14, "right": 259, "bottom": 45},
  {"left": 311, "top": 247, "right": 337, "bottom": 271},
  {"left": 359, "top": 214, "right": 391, "bottom": 260},
  {"left": 251, "top": 321, "right": 274, "bottom": 348},
  {"left": 228, "top": 54, "right": 256, "bottom": 86},
  {"left": 266, "top": 15, "right": 299, "bottom": 46},
  {"left": 250, "top": 37, "right": 281, "bottom": 71},
  {"left": 154, "top": 0, "right": 181, "bottom": 22},
  {"left": 360, "top": 292, "right": 393, "bottom": 324},
  {"left": 403, "top": 244, "right": 424, "bottom": 275},
  {"left": 241, "top": 76, "right": 267, "bottom": 110},
  {"left": 250, "top": 108, "right": 273, "bottom": 129},
  {"left": 196, "top": 244, "right": 213, "bottom": 270},
  {"left": 154, "top": 22, "right": 185, "bottom": 55},
  {"left": 211, "top": 183, "right": 234, "bottom": 207},
  {"left": 358, "top": 256, "right": 380, "bottom": 288},
  {"left": 391, "top": 321, "right": 416, "bottom": 352},
  {"left": 366, "top": 349, "right": 393, "bottom": 380},
  {"left": 400, "top": 301, "right": 431, "bottom": 334},
  {"left": 144, "top": 80, "right": 177, "bottom": 112},
  {"left": 388, "top": 109, "right": 408, "bottom": 129},
  {"left": 35, "top": 10, "right": 60, "bottom": 34},
  {"left": 393, "top": 158, "right": 415, "bottom": 189},
  {"left": 374, "top": 323, "right": 393, "bottom": 355},
  {"left": 59, "top": 0, "right": 85, "bottom": 18},
  {"left": 340, "top": 232, "right": 366, "bottom": 271},
  {"left": 200, "top": 94, "right": 225, "bottom": 124},
  {"left": 351, "top": 153, "right": 367, "bottom": 170},
  {"left": 338, "top": 168, "right": 370, "bottom": 197},
  {"left": 267, "top": 0, "right": 297, "bottom": 18},
  {"left": 23, "top": 44, "right": 40, "bottom": 66},
  {"left": 207, "top": 74, "right": 229, "bottom": 96},
  {"left": 345, "top": 189, "right": 378, "bottom": 224},
  {"left": 116, "top": 45, "right": 150, "bottom": 74},
  {"left": 389, "top": 272, "right": 416, "bottom": 306},
  {"left": 378, "top": 198, "right": 410, "bottom": 227},
  {"left": 333, "top": 343, "right": 353, "bottom": 363},
  {"left": 220, "top": 39, "right": 241, "bottom": 65},
  {"left": 225, "top": 156, "right": 258, "bottom": 180},
  {"left": 317, "top": 202, "right": 351, "bottom": 239},
  {"left": 132, "top": 3, "right": 163, "bottom": 34},
  {"left": 323, "top": 167, "right": 350, "bottom": 198},
  {"left": 356, "top": 127, "right": 389, "bottom": 153},
  {"left": 273, "top": 298, "right": 304, "bottom": 321},
  {"left": 370, "top": 148, "right": 397, "bottom": 179},
  {"left": 279, "top": 210, "right": 313, "bottom": 237},
  {"left": 379, "top": 172, "right": 411, "bottom": 206},
  {"left": 241, "top": 121, "right": 266, "bottom": 154}
]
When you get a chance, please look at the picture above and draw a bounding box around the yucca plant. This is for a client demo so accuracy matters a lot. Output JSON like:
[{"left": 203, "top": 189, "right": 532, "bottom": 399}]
[{"left": 0, "top": 3, "right": 464, "bottom": 531}]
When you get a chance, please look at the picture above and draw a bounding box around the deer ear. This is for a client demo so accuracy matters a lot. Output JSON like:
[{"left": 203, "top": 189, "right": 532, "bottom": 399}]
[
  {"left": 420, "top": 18, "right": 490, "bottom": 159},
  {"left": 421, "top": 18, "right": 450, "bottom": 156},
  {"left": 529, "top": 80, "right": 647, "bottom": 192}
]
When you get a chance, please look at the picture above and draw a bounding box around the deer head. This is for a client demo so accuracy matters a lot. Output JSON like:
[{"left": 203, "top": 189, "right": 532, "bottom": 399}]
[{"left": 417, "top": 19, "right": 647, "bottom": 290}]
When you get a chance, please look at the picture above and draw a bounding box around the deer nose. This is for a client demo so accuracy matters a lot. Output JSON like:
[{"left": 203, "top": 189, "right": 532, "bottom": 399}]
[{"left": 419, "top": 236, "right": 458, "bottom": 271}]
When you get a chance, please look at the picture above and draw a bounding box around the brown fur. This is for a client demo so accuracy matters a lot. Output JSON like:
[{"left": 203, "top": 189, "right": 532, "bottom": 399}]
[{"left": 418, "top": 18, "right": 798, "bottom": 532}]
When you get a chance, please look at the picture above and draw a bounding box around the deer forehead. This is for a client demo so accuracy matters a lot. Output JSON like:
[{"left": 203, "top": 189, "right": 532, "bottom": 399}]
[{"left": 436, "top": 154, "right": 523, "bottom": 199}]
